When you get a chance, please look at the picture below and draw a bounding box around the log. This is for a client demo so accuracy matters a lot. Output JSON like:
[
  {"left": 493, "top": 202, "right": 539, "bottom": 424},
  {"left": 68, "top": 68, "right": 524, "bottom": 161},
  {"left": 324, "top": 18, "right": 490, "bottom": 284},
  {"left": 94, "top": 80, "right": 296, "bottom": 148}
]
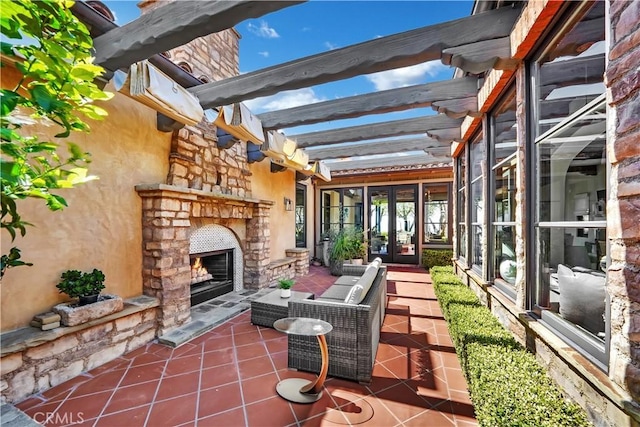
[{"left": 191, "top": 6, "right": 522, "bottom": 108}]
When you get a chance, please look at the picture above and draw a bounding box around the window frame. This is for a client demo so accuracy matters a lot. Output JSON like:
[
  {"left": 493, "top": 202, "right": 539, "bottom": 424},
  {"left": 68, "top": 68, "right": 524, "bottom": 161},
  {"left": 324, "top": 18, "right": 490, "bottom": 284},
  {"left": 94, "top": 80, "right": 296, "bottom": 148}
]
[
  {"left": 295, "top": 183, "right": 307, "bottom": 248},
  {"left": 526, "top": 0, "right": 608, "bottom": 369},
  {"left": 423, "top": 182, "right": 453, "bottom": 246},
  {"left": 455, "top": 147, "right": 469, "bottom": 264},
  {"left": 532, "top": 95, "right": 609, "bottom": 370},
  {"left": 469, "top": 130, "right": 486, "bottom": 275},
  {"left": 319, "top": 187, "right": 364, "bottom": 236},
  {"left": 488, "top": 84, "right": 518, "bottom": 299}
]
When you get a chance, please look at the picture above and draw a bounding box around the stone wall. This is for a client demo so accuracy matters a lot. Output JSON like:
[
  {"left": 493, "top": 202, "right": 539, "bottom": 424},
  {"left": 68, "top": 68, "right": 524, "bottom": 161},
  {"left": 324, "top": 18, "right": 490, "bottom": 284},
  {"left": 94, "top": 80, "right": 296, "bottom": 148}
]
[
  {"left": 168, "top": 124, "right": 251, "bottom": 197},
  {"left": 285, "top": 249, "right": 310, "bottom": 277},
  {"left": 267, "top": 258, "right": 296, "bottom": 286},
  {"left": 138, "top": 0, "right": 240, "bottom": 83},
  {"left": 1, "top": 297, "right": 158, "bottom": 404},
  {"left": 266, "top": 249, "right": 310, "bottom": 287},
  {"left": 605, "top": 0, "right": 640, "bottom": 403}
]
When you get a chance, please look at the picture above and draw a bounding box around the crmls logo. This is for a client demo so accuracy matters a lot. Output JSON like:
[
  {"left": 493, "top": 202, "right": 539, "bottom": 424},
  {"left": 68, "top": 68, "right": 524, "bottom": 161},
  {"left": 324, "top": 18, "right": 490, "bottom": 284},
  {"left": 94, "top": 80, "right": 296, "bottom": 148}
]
[{"left": 33, "top": 412, "right": 85, "bottom": 425}]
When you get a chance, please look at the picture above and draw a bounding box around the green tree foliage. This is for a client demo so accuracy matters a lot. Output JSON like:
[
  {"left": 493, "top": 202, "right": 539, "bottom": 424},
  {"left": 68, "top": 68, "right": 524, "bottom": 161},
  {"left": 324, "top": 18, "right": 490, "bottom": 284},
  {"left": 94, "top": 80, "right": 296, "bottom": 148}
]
[{"left": 1, "top": 0, "right": 113, "bottom": 277}]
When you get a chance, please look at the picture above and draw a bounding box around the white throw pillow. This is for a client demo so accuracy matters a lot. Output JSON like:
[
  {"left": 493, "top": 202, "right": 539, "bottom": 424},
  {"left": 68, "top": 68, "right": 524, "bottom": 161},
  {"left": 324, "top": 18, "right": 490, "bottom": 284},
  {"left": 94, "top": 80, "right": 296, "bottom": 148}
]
[
  {"left": 344, "top": 285, "right": 364, "bottom": 304},
  {"left": 557, "top": 264, "right": 606, "bottom": 335}
]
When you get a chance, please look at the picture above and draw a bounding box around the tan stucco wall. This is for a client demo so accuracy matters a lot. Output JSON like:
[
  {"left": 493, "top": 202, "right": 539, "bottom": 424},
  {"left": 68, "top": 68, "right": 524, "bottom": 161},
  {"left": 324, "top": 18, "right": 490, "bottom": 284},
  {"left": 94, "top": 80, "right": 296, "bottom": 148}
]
[
  {"left": 248, "top": 161, "right": 296, "bottom": 259},
  {"left": 1, "top": 69, "right": 171, "bottom": 331}
]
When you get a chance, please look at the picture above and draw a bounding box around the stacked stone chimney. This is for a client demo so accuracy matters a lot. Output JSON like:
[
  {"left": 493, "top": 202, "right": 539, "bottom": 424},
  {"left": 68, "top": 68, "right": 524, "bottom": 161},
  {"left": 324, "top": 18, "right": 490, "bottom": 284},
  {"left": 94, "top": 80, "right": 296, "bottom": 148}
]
[{"left": 138, "top": 0, "right": 240, "bottom": 82}]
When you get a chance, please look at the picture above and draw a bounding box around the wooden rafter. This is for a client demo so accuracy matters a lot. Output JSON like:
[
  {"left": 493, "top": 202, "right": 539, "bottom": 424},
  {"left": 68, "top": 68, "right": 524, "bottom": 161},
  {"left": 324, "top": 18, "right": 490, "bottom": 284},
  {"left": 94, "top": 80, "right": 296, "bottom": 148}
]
[
  {"left": 291, "top": 115, "right": 462, "bottom": 148},
  {"left": 305, "top": 137, "right": 449, "bottom": 161},
  {"left": 93, "top": 0, "right": 305, "bottom": 72},
  {"left": 442, "top": 37, "right": 520, "bottom": 73},
  {"left": 190, "top": 6, "right": 522, "bottom": 108},
  {"left": 327, "top": 153, "right": 451, "bottom": 172},
  {"left": 257, "top": 77, "right": 478, "bottom": 130}
]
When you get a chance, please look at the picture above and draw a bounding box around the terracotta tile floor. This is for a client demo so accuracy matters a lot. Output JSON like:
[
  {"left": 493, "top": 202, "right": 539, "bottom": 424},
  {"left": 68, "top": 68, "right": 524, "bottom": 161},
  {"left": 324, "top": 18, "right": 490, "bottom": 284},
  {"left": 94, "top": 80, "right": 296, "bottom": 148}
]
[{"left": 16, "top": 266, "right": 476, "bottom": 426}]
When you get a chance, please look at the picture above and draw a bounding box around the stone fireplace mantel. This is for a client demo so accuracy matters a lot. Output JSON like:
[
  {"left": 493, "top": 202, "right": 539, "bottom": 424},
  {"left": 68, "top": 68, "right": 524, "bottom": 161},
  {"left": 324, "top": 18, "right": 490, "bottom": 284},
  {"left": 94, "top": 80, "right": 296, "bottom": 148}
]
[{"left": 135, "top": 183, "right": 274, "bottom": 208}]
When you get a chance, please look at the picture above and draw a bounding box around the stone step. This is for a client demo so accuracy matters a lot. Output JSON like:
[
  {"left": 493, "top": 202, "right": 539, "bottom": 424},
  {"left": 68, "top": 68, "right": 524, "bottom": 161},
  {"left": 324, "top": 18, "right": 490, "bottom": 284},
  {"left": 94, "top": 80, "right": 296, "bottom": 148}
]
[
  {"left": 157, "top": 302, "right": 250, "bottom": 348},
  {"left": 1, "top": 404, "right": 41, "bottom": 427}
]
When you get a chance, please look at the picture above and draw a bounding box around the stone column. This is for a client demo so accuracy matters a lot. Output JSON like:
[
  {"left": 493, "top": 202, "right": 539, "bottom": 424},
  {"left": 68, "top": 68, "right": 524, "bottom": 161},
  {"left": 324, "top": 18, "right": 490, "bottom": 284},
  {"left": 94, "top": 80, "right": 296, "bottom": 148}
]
[
  {"left": 514, "top": 64, "right": 528, "bottom": 310},
  {"left": 244, "top": 202, "right": 273, "bottom": 289},
  {"left": 605, "top": 0, "right": 640, "bottom": 402},
  {"left": 139, "top": 190, "right": 193, "bottom": 336},
  {"left": 286, "top": 248, "right": 310, "bottom": 277}
]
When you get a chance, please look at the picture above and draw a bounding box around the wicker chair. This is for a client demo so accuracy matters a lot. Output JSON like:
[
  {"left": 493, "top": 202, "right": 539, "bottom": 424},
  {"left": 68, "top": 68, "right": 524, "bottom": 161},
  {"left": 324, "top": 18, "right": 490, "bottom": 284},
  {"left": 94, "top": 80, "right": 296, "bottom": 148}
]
[{"left": 287, "top": 264, "right": 387, "bottom": 384}]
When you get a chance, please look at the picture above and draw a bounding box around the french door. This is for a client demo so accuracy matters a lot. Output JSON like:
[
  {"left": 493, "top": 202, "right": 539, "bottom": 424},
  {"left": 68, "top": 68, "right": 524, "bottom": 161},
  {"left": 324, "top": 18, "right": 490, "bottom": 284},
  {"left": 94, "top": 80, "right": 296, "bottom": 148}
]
[{"left": 368, "top": 185, "right": 418, "bottom": 264}]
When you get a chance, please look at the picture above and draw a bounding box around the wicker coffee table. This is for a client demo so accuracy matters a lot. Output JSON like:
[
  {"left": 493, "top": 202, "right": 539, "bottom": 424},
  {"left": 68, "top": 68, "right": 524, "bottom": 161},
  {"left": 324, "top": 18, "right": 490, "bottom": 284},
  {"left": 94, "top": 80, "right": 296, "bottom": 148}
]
[{"left": 250, "top": 290, "right": 314, "bottom": 328}]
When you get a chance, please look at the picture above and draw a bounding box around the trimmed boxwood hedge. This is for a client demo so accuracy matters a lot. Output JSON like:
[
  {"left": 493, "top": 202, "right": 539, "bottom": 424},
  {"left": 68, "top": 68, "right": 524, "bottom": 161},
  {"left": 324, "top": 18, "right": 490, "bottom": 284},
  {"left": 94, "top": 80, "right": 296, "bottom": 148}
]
[
  {"left": 421, "top": 249, "right": 453, "bottom": 269},
  {"left": 430, "top": 266, "right": 590, "bottom": 427}
]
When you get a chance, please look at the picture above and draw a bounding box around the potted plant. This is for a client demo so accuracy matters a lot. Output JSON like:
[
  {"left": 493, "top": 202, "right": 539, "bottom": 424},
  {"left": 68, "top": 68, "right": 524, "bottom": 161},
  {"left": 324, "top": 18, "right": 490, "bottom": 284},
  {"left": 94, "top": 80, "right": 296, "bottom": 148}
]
[
  {"left": 278, "top": 278, "right": 295, "bottom": 298},
  {"left": 56, "top": 268, "right": 106, "bottom": 305},
  {"left": 329, "top": 230, "right": 350, "bottom": 276}
]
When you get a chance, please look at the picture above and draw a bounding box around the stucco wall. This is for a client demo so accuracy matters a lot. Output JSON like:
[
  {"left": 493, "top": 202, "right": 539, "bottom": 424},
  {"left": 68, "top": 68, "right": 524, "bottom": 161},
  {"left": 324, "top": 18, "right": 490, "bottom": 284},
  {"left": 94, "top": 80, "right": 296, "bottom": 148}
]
[
  {"left": 248, "top": 160, "right": 297, "bottom": 259},
  {"left": 0, "top": 68, "right": 171, "bottom": 331}
]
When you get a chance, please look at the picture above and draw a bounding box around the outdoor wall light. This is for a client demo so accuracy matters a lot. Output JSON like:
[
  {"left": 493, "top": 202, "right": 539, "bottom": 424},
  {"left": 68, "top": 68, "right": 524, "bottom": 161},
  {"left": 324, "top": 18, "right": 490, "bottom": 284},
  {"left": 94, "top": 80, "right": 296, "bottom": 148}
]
[{"left": 284, "top": 197, "right": 293, "bottom": 211}]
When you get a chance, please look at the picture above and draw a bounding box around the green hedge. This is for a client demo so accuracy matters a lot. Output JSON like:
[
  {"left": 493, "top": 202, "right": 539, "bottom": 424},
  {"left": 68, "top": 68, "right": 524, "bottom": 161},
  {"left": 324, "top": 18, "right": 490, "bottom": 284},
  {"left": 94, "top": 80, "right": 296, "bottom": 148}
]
[
  {"left": 430, "top": 267, "right": 590, "bottom": 427},
  {"left": 421, "top": 249, "right": 453, "bottom": 270}
]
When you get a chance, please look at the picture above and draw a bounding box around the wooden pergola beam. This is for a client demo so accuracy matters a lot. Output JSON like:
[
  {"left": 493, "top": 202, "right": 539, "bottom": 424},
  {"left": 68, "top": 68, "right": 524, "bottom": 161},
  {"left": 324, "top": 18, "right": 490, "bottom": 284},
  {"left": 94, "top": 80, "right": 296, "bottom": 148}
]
[
  {"left": 292, "top": 115, "right": 462, "bottom": 148},
  {"left": 191, "top": 6, "right": 521, "bottom": 108},
  {"left": 257, "top": 77, "right": 478, "bottom": 130},
  {"left": 442, "top": 37, "right": 519, "bottom": 74},
  {"left": 93, "top": 0, "right": 305, "bottom": 72},
  {"left": 305, "top": 136, "right": 449, "bottom": 160},
  {"left": 327, "top": 153, "right": 451, "bottom": 172}
]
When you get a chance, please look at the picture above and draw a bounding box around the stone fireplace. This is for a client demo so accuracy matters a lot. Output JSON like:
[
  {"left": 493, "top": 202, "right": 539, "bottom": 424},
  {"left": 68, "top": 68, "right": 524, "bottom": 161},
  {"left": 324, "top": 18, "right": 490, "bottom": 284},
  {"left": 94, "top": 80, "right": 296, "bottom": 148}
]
[
  {"left": 134, "top": 118, "right": 280, "bottom": 335},
  {"left": 136, "top": 182, "right": 274, "bottom": 336}
]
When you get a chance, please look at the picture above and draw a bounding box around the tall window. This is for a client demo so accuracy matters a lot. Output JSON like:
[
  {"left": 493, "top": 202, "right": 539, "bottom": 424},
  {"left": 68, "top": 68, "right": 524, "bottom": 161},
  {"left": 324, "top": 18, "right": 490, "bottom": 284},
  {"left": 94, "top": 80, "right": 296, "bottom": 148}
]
[
  {"left": 470, "top": 131, "right": 485, "bottom": 272},
  {"left": 532, "top": 0, "right": 607, "bottom": 367},
  {"left": 424, "top": 183, "right": 451, "bottom": 244},
  {"left": 320, "top": 188, "right": 364, "bottom": 235},
  {"left": 491, "top": 87, "right": 517, "bottom": 293},
  {"left": 295, "top": 184, "right": 306, "bottom": 248},
  {"left": 456, "top": 147, "right": 467, "bottom": 262}
]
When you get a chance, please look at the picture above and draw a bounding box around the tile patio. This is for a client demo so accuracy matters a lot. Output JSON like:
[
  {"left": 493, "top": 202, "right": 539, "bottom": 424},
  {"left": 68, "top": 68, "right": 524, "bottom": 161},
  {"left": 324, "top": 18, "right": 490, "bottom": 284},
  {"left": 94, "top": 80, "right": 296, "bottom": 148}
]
[{"left": 15, "top": 266, "right": 476, "bottom": 426}]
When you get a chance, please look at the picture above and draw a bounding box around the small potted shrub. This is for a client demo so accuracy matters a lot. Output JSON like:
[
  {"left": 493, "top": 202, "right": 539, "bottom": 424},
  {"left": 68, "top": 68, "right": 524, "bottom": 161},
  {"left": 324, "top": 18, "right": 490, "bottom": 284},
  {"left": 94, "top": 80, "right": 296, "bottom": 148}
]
[
  {"left": 278, "top": 278, "right": 295, "bottom": 298},
  {"left": 56, "top": 269, "right": 106, "bottom": 305}
]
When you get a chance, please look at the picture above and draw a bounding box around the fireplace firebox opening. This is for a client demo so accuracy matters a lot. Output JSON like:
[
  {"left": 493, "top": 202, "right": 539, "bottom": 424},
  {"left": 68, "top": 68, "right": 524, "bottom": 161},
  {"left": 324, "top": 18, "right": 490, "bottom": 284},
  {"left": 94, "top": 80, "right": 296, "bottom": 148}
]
[{"left": 190, "top": 249, "right": 234, "bottom": 305}]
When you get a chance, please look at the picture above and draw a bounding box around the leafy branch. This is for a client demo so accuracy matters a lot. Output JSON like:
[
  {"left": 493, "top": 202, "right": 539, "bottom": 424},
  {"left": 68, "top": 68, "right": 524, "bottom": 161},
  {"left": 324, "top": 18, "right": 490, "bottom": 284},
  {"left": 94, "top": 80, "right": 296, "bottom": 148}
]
[{"left": 1, "top": 0, "right": 113, "bottom": 278}]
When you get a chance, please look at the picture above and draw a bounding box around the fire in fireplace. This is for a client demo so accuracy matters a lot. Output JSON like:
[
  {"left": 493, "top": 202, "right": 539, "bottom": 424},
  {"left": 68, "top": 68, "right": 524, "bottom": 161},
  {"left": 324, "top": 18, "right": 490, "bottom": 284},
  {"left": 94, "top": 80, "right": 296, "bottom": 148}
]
[{"left": 190, "top": 249, "right": 234, "bottom": 305}]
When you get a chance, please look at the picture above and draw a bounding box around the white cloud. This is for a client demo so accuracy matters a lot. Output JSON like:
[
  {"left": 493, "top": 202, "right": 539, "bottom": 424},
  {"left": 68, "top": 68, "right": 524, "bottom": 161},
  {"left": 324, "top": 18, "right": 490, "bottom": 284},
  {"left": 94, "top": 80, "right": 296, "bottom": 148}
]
[
  {"left": 366, "top": 61, "right": 448, "bottom": 91},
  {"left": 301, "top": 27, "right": 311, "bottom": 32},
  {"left": 244, "top": 88, "right": 326, "bottom": 113},
  {"left": 247, "top": 21, "right": 279, "bottom": 39},
  {"left": 324, "top": 41, "right": 338, "bottom": 50},
  {"left": 258, "top": 51, "right": 269, "bottom": 58}
]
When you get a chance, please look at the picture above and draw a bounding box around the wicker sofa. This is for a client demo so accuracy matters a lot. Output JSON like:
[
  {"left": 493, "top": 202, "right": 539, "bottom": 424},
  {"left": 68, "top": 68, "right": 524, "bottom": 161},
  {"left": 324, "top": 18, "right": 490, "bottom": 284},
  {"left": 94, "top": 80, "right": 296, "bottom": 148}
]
[{"left": 287, "top": 259, "right": 387, "bottom": 383}]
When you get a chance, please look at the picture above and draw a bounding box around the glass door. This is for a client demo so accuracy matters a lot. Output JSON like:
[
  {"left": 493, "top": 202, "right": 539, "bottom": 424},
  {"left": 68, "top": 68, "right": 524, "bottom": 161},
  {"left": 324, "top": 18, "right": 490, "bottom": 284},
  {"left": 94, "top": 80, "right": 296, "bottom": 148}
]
[{"left": 369, "top": 185, "right": 418, "bottom": 264}]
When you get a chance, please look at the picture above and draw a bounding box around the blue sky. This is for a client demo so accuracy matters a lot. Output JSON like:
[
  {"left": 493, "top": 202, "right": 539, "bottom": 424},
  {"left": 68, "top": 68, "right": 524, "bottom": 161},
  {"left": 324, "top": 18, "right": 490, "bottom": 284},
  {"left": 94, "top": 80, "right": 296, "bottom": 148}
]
[{"left": 103, "top": 1, "right": 473, "bottom": 135}]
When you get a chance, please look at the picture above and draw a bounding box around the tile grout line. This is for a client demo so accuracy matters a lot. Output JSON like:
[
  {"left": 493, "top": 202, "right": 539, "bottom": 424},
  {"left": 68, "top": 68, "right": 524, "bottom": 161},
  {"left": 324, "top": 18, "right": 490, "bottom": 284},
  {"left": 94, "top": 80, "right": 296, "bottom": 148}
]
[
  {"left": 90, "top": 348, "right": 139, "bottom": 425},
  {"left": 259, "top": 324, "right": 301, "bottom": 426},
  {"left": 141, "top": 345, "right": 173, "bottom": 427},
  {"left": 230, "top": 324, "right": 250, "bottom": 427},
  {"left": 193, "top": 341, "right": 206, "bottom": 427}
]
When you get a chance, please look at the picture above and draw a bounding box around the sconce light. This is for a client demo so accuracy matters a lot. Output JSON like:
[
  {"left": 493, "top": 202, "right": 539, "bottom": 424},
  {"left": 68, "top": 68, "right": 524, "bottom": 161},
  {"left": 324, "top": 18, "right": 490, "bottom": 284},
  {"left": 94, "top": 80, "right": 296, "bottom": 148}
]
[{"left": 284, "top": 197, "right": 293, "bottom": 211}]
